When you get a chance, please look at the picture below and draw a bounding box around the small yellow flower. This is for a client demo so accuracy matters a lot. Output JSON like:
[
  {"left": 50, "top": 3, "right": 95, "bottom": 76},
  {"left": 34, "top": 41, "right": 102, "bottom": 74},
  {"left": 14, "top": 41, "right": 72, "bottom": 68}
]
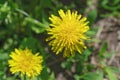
[
  {"left": 8, "top": 48, "right": 43, "bottom": 78},
  {"left": 46, "top": 9, "right": 89, "bottom": 57}
]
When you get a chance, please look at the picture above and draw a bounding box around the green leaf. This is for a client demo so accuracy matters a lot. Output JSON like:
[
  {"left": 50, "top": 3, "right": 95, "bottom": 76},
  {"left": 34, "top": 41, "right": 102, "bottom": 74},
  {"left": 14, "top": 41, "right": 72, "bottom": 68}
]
[
  {"left": 0, "top": 53, "right": 9, "bottom": 60},
  {"left": 104, "top": 51, "right": 115, "bottom": 59},
  {"left": 74, "top": 74, "right": 81, "bottom": 80},
  {"left": 48, "top": 72, "right": 55, "bottom": 80},
  {"left": 105, "top": 67, "right": 118, "bottom": 80},
  {"left": 101, "top": 0, "right": 109, "bottom": 6},
  {"left": 83, "top": 71, "right": 103, "bottom": 80},
  {"left": 99, "top": 41, "right": 107, "bottom": 57},
  {"left": 86, "top": 30, "right": 96, "bottom": 36},
  {"left": 83, "top": 49, "right": 92, "bottom": 61},
  {"left": 61, "top": 60, "right": 72, "bottom": 70},
  {"left": 26, "top": 17, "right": 47, "bottom": 27},
  {"left": 40, "top": 67, "right": 50, "bottom": 80},
  {"left": 87, "top": 9, "right": 97, "bottom": 25},
  {"left": 0, "top": 71, "right": 4, "bottom": 76},
  {"left": 96, "top": 69, "right": 104, "bottom": 80},
  {"left": 25, "top": 17, "right": 48, "bottom": 33},
  {"left": 19, "top": 37, "right": 38, "bottom": 52},
  {"left": 108, "top": 67, "right": 120, "bottom": 74},
  {"left": 83, "top": 72, "right": 98, "bottom": 80}
]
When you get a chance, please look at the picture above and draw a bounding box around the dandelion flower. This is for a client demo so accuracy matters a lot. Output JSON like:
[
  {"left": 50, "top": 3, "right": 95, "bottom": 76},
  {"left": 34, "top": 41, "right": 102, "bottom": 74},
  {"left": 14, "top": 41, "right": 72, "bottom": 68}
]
[
  {"left": 8, "top": 48, "right": 43, "bottom": 78},
  {"left": 46, "top": 9, "right": 89, "bottom": 57}
]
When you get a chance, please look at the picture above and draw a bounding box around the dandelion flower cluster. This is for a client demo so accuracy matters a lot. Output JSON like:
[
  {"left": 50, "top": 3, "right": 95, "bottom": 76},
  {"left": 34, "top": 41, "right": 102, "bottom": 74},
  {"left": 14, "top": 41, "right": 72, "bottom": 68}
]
[
  {"left": 8, "top": 48, "right": 43, "bottom": 78},
  {"left": 46, "top": 9, "right": 89, "bottom": 57}
]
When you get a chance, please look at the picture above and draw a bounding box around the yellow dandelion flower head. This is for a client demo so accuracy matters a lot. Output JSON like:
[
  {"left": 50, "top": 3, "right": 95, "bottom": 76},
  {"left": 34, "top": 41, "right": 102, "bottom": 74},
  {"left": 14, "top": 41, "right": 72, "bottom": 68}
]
[
  {"left": 46, "top": 9, "right": 89, "bottom": 57},
  {"left": 8, "top": 48, "right": 43, "bottom": 78}
]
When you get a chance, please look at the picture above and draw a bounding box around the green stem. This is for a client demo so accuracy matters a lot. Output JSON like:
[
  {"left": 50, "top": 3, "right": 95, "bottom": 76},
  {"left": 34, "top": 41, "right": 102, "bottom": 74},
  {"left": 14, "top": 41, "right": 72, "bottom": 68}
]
[
  {"left": 37, "top": 76, "right": 40, "bottom": 80},
  {"left": 21, "top": 74, "right": 27, "bottom": 80},
  {"left": 21, "top": 74, "right": 24, "bottom": 80}
]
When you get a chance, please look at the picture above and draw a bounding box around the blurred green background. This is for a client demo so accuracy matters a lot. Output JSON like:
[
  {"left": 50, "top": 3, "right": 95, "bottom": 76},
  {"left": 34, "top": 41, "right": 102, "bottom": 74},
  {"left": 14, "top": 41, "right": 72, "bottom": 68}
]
[{"left": 0, "top": 0, "right": 120, "bottom": 80}]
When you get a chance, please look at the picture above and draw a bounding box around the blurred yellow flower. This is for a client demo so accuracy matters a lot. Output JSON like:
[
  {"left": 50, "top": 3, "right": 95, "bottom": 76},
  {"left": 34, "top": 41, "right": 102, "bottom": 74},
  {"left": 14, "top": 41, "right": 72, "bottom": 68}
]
[
  {"left": 8, "top": 48, "right": 43, "bottom": 78},
  {"left": 46, "top": 9, "right": 89, "bottom": 57}
]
